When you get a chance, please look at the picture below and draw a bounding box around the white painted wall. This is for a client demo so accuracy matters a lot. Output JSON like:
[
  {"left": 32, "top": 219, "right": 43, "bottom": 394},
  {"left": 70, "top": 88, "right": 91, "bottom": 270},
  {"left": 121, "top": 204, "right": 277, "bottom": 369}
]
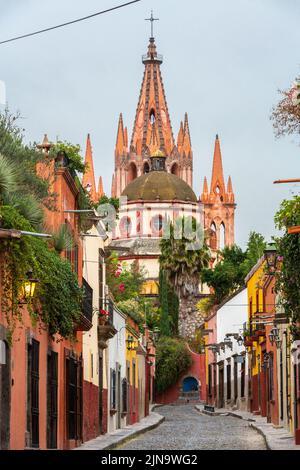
[
  {"left": 82, "top": 224, "right": 106, "bottom": 387},
  {"left": 107, "top": 306, "right": 127, "bottom": 433},
  {"left": 216, "top": 288, "right": 249, "bottom": 410}
]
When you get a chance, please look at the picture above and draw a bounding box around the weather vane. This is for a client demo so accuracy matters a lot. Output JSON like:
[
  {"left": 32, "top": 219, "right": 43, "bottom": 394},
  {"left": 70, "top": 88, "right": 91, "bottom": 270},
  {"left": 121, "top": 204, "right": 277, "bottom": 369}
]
[{"left": 145, "top": 10, "right": 159, "bottom": 38}]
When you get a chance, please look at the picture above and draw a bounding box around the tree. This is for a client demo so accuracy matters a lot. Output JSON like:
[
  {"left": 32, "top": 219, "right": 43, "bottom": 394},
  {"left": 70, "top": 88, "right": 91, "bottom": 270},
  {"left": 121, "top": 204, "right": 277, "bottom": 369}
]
[
  {"left": 160, "top": 217, "right": 210, "bottom": 298},
  {"left": 202, "top": 231, "right": 266, "bottom": 305},
  {"left": 159, "top": 270, "right": 171, "bottom": 337},
  {"left": 271, "top": 79, "right": 300, "bottom": 140}
]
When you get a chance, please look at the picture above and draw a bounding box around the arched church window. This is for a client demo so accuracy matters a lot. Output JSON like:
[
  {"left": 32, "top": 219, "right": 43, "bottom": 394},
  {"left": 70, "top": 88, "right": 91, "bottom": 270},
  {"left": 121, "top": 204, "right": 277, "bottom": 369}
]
[
  {"left": 210, "top": 223, "right": 217, "bottom": 250},
  {"left": 220, "top": 222, "right": 225, "bottom": 250},
  {"left": 151, "top": 214, "right": 163, "bottom": 235},
  {"left": 128, "top": 162, "right": 137, "bottom": 183},
  {"left": 171, "top": 162, "right": 179, "bottom": 176},
  {"left": 149, "top": 109, "right": 155, "bottom": 125},
  {"left": 120, "top": 216, "right": 132, "bottom": 238},
  {"left": 215, "top": 186, "right": 220, "bottom": 194},
  {"left": 143, "top": 162, "right": 150, "bottom": 174}
]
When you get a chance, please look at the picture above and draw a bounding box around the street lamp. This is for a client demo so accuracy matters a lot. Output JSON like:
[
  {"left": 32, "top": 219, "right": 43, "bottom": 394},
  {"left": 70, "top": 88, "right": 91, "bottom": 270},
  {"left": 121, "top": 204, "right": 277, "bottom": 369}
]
[
  {"left": 237, "top": 336, "right": 244, "bottom": 347},
  {"left": 264, "top": 243, "right": 278, "bottom": 275},
  {"left": 20, "top": 269, "right": 39, "bottom": 302}
]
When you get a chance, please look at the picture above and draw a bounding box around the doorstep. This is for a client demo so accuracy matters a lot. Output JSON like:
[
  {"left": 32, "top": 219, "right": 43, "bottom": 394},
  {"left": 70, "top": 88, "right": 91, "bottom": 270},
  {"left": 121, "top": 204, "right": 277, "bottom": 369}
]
[
  {"left": 75, "top": 411, "right": 165, "bottom": 450},
  {"left": 195, "top": 405, "right": 300, "bottom": 450}
]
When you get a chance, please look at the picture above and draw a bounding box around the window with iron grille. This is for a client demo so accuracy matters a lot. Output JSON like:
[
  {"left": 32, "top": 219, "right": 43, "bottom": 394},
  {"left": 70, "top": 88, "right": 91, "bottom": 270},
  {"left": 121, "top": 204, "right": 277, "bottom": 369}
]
[
  {"left": 234, "top": 361, "right": 238, "bottom": 401},
  {"left": 208, "top": 364, "right": 212, "bottom": 396},
  {"left": 47, "top": 350, "right": 58, "bottom": 449},
  {"left": 66, "top": 356, "right": 82, "bottom": 441},
  {"left": 241, "top": 359, "right": 245, "bottom": 398},
  {"left": 226, "top": 363, "right": 231, "bottom": 400},
  {"left": 132, "top": 361, "right": 136, "bottom": 408},
  {"left": 110, "top": 369, "right": 116, "bottom": 409},
  {"left": 268, "top": 354, "right": 274, "bottom": 402},
  {"left": 27, "top": 339, "right": 39, "bottom": 448},
  {"left": 82, "top": 278, "right": 93, "bottom": 323},
  {"left": 122, "top": 378, "right": 128, "bottom": 413}
]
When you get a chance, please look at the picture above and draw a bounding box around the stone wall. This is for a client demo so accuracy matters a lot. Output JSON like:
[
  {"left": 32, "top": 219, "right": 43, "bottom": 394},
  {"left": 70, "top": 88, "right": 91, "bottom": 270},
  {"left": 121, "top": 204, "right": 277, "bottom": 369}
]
[{"left": 178, "top": 296, "right": 205, "bottom": 339}]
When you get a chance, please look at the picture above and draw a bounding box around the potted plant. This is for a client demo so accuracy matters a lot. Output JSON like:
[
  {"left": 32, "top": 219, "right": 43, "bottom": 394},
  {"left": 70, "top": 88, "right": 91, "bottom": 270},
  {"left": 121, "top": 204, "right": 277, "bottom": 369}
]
[{"left": 98, "top": 308, "right": 109, "bottom": 325}]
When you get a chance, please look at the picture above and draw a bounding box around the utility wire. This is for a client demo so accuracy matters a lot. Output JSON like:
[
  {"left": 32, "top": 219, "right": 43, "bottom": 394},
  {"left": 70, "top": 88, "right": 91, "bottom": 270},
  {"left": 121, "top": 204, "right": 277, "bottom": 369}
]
[{"left": 0, "top": 0, "right": 141, "bottom": 45}]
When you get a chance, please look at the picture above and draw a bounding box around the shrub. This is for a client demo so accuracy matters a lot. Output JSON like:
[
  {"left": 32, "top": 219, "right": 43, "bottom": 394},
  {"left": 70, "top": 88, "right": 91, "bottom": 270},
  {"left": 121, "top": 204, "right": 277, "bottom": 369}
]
[{"left": 155, "top": 337, "right": 192, "bottom": 394}]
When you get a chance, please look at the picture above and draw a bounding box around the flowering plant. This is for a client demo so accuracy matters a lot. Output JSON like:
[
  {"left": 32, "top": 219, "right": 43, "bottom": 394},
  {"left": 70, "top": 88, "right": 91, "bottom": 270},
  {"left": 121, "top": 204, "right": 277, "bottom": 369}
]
[{"left": 99, "top": 309, "right": 109, "bottom": 316}]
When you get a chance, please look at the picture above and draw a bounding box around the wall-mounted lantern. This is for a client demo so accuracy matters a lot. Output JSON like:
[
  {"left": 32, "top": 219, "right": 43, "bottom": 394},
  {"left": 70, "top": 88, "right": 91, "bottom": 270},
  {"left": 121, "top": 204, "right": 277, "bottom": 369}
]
[
  {"left": 20, "top": 270, "right": 39, "bottom": 303},
  {"left": 264, "top": 243, "right": 278, "bottom": 275},
  {"left": 126, "top": 335, "right": 138, "bottom": 351}
]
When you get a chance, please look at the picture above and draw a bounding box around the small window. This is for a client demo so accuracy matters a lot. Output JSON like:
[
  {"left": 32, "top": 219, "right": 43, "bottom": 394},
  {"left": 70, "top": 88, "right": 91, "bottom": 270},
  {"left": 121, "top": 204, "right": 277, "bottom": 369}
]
[
  {"left": 120, "top": 216, "right": 132, "bottom": 238},
  {"left": 110, "top": 369, "right": 116, "bottom": 410},
  {"left": 151, "top": 215, "right": 163, "bottom": 235}
]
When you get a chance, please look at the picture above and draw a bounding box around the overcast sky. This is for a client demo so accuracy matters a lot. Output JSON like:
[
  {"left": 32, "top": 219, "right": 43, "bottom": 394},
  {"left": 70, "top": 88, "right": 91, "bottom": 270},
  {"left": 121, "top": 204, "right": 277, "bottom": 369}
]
[{"left": 1, "top": 0, "right": 300, "bottom": 247}]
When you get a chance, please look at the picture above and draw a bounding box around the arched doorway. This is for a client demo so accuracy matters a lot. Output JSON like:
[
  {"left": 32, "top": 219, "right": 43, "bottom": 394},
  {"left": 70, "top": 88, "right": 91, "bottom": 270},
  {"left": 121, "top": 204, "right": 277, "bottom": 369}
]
[{"left": 182, "top": 376, "right": 199, "bottom": 393}]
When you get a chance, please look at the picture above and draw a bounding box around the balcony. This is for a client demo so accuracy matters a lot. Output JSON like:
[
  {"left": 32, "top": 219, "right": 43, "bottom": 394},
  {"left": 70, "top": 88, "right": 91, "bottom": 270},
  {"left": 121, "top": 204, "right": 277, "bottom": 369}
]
[
  {"left": 98, "top": 298, "right": 117, "bottom": 349},
  {"left": 75, "top": 278, "right": 93, "bottom": 331}
]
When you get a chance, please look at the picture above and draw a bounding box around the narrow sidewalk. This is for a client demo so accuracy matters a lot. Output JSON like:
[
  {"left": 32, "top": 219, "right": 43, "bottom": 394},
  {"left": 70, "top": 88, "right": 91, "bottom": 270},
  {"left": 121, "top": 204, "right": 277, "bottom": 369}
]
[
  {"left": 75, "top": 411, "right": 164, "bottom": 450},
  {"left": 196, "top": 404, "right": 300, "bottom": 450}
]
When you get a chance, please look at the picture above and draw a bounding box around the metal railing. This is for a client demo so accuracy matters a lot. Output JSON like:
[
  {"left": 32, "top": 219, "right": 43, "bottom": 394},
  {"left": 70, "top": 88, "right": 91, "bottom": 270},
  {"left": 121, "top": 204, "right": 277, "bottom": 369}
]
[{"left": 82, "top": 278, "right": 93, "bottom": 323}]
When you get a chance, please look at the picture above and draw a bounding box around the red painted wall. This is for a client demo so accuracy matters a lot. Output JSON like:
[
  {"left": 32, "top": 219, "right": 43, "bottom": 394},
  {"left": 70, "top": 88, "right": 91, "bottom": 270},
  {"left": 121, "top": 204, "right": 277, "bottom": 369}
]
[
  {"left": 83, "top": 381, "right": 99, "bottom": 442},
  {"left": 156, "top": 349, "right": 206, "bottom": 405}
]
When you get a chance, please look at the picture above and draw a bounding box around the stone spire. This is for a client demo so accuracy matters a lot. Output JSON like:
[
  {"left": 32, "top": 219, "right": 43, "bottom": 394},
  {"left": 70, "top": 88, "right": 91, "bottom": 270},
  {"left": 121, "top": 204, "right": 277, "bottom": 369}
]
[
  {"left": 130, "top": 37, "right": 175, "bottom": 156},
  {"left": 82, "top": 134, "right": 97, "bottom": 202},
  {"left": 210, "top": 134, "right": 226, "bottom": 197},
  {"left": 182, "top": 113, "right": 192, "bottom": 157},
  {"left": 201, "top": 176, "right": 209, "bottom": 201},
  {"left": 177, "top": 121, "right": 184, "bottom": 151},
  {"left": 98, "top": 176, "right": 104, "bottom": 199},
  {"left": 227, "top": 176, "right": 234, "bottom": 203},
  {"left": 115, "top": 113, "right": 127, "bottom": 158}
]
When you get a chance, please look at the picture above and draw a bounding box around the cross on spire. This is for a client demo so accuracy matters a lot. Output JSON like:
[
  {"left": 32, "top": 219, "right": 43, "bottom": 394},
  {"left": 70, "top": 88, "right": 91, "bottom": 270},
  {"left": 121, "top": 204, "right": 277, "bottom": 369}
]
[{"left": 145, "top": 10, "right": 159, "bottom": 38}]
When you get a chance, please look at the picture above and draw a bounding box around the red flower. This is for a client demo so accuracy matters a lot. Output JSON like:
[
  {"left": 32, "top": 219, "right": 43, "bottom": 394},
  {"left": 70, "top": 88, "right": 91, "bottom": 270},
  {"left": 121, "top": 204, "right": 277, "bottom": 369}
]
[
  {"left": 118, "top": 283, "right": 125, "bottom": 292},
  {"left": 99, "top": 309, "right": 109, "bottom": 316}
]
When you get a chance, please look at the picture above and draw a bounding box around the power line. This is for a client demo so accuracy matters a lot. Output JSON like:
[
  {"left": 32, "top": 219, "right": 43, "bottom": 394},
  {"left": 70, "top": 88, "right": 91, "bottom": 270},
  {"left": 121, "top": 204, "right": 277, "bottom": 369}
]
[{"left": 0, "top": 0, "right": 141, "bottom": 46}]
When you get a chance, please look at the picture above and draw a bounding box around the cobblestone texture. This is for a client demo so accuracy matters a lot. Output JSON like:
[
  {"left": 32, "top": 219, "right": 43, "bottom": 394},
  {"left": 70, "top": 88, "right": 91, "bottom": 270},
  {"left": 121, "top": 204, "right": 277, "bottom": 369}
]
[{"left": 118, "top": 405, "right": 267, "bottom": 450}]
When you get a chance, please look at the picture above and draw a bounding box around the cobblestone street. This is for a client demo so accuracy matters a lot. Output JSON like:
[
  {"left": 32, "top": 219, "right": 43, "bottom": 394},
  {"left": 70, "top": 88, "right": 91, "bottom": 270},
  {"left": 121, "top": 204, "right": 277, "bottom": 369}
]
[{"left": 118, "top": 405, "right": 267, "bottom": 450}]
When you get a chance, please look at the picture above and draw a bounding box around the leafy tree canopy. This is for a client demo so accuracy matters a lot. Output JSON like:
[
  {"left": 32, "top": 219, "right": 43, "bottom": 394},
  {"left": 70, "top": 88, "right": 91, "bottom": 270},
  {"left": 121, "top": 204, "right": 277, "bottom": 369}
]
[
  {"left": 202, "top": 231, "right": 266, "bottom": 305},
  {"left": 155, "top": 337, "right": 192, "bottom": 394}
]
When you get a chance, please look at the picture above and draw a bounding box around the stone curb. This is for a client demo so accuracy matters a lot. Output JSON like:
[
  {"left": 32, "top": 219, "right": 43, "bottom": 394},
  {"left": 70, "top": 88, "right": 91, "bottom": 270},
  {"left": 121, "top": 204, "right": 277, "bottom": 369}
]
[
  {"left": 195, "top": 405, "right": 300, "bottom": 451},
  {"left": 75, "top": 412, "right": 165, "bottom": 450}
]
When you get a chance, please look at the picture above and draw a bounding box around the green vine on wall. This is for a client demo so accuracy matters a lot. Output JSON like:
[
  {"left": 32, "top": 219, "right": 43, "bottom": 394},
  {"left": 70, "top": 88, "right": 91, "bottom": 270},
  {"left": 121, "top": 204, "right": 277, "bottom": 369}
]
[{"left": 0, "top": 206, "right": 83, "bottom": 342}]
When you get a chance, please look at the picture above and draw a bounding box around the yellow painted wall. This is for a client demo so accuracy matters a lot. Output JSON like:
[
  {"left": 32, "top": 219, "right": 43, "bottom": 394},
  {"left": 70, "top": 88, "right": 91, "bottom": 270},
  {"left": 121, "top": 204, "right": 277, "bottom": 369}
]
[
  {"left": 126, "top": 327, "right": 139, "bottom": 386},
  {"left": 246, "top": 260, "right": 265, "bottom": 376}
]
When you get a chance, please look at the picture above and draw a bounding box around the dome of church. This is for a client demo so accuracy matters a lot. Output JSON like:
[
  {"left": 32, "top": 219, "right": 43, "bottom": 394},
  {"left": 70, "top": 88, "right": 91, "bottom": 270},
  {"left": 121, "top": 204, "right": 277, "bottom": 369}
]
[{"left": 121, "top": 171, "right": 198, "bottom": 202}]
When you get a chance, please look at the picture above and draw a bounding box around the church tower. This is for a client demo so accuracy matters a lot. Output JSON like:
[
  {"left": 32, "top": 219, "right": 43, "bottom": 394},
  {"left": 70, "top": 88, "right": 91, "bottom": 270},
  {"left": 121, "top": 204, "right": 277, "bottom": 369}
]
[
  {"left": 201, "top": 135, "right": 235, "bottom": 250},
  {"left": 112, "top": 35, "right": 193, "bottom": 197},
  {"left": 82, "top": 134, "right": 103, "bottom": 203}
]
